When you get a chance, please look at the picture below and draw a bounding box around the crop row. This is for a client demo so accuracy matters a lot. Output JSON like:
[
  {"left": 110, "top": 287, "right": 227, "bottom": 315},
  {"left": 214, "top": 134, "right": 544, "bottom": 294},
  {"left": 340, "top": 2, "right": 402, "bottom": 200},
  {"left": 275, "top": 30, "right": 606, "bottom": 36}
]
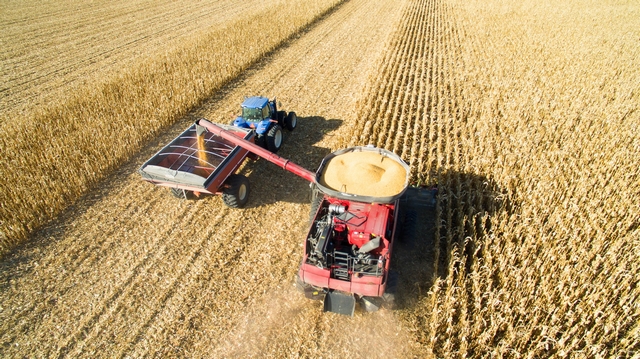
[
  {"left": 0, "top": 0, "right": 343, "bottom": 258},
  {"left": 351, "top": 0, "right": 640, "bottom": 356}
]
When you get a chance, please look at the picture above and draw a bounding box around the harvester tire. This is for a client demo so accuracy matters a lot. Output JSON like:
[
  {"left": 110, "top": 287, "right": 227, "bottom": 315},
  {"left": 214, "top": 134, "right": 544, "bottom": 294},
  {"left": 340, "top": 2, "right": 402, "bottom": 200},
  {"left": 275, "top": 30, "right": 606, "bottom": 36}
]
[
  {"left": 285, "top": 111, "right": 297, "bottom": 131},
  {"left": 222, "top": 174, "right": 250, "bottom": 208},
  {"left": 382, "top": 270, "right": 399, "bottom": 308},
  {"left": 170, "top": 188, "right": 194, "bottom": 200},
  {"left": 266, "top": 124, "right": 283, "bottom": 153}
]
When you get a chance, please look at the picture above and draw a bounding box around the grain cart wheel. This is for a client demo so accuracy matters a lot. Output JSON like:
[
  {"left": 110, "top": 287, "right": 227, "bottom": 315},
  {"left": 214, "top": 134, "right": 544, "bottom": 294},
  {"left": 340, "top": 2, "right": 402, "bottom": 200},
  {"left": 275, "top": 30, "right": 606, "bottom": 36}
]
[
  {"left": 266, "top": 124, "right": 283, "bottom": 153},
  {"left": 285, "top": 111, "right": 297, "bottom": 131},
  {"left": 222, "top": 174, "right": 250, "bottom": 208},
  {"left": 170, "top": 187, "right": 194, "bottom": 199}
]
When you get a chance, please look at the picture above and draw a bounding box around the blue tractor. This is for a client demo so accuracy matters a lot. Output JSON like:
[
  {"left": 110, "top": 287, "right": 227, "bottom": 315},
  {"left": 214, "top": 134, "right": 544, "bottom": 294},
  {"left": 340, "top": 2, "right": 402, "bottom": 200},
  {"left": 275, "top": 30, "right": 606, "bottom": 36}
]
[{"left": 231, "top": 96, "right": 297, "bottom": 153}]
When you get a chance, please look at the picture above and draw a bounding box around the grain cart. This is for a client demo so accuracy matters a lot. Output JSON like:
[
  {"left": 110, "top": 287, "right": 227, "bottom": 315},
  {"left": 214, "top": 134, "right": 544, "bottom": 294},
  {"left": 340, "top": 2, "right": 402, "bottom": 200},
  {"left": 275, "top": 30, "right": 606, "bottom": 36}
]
[
  {"left": 231, "top": 96, "right": 297, "bottom": 153},
  {"left": 138, "top": 123, "right": 256, "bottom": 207},
  {"left": 138, "top": 97, "right": 296, "bottom": 206},
  {"left": 194, "top": 118, "right": 410, "bottom": 316}
]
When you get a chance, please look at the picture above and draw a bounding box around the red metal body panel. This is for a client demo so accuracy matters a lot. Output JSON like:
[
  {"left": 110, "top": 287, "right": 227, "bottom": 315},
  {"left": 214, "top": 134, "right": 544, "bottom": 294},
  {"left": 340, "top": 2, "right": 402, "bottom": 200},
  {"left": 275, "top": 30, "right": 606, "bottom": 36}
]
[
  {"left": 299, "top": 263, "right": 386, "bottom": 297},
  {"left": 299, "top": 195, "right": 398, "bottom": 298},
  {"left": 299, "top": 264, "right": 330, "bottom": 288},
  {"left": 343, "top": 201, "right": 391, "bottom": 254},
  {"left": 350, "top": 274, "right": 384, "bottom": 297},
  {"left": 201, "top": 143, "right": 251, "bottom": 193},
  {"left": 328, "top": 278, "right": 352, "bottom": 292}
]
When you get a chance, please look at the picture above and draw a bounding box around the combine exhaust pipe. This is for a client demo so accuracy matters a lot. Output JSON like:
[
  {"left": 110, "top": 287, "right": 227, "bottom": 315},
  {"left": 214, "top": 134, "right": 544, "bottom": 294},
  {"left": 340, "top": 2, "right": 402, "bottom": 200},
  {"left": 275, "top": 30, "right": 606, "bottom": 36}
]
[{"left": 196, "top": 118, "right": 316, "bottom": 183}]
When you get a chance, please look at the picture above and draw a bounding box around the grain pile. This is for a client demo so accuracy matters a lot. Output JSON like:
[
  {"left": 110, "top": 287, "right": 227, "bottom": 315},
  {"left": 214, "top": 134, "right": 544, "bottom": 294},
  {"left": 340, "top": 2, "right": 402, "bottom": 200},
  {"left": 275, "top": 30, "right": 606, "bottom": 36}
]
[{"left": 320, "top": 151, "right": 407, "bottom": 197}]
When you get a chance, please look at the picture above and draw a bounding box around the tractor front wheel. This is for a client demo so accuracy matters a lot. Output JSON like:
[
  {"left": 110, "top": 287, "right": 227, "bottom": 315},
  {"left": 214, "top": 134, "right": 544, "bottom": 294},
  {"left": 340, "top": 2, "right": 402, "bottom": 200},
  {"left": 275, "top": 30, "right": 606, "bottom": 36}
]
[
  {"left": 222, "top": 174, "right": 250, "bottom": 208},
  {"left": 266, "top": 124, "right": 283, "bottom": 153}
]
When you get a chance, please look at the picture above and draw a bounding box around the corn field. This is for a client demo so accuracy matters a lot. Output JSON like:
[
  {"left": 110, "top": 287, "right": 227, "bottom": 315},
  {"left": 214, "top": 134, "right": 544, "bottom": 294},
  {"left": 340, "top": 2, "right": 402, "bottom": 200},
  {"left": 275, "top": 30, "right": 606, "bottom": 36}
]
[
  {"left": 1, "top": 0, "right": 638, "bottom": 357},
  {"left": 0, "top": 0, "right": 343, "bottom": 257},
  {"left": 351, "top": 0, "right": 640, "bottom": 356}
]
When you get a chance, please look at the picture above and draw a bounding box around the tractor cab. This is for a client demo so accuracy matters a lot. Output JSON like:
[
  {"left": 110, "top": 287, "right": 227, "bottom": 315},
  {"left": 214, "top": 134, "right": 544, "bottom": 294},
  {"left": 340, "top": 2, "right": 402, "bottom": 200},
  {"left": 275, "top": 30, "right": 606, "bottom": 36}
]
[
  {"left": 235, "top": 96, "right": 273, "bottom": 129},
  {"left": 232, "top": 96, "right": 297, "bottom": 153}
]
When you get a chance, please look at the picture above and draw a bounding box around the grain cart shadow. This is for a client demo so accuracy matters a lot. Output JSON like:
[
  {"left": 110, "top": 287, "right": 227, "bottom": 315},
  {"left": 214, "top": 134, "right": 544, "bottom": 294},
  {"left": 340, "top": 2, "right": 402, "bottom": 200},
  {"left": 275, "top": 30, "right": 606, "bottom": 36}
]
[
  {"left": 238, "top": 116, "right": 342, "bottom": 207},
  {"left": 390, "top": 172, "right": 513, "bottom": 310}
]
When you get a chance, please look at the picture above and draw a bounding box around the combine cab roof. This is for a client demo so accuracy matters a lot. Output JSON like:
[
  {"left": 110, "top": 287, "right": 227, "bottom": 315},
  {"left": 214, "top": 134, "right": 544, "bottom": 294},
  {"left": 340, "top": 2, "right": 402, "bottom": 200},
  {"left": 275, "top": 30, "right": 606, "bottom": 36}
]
[{"left": 241, "top": 96, "right": 269, "bottom": 109}]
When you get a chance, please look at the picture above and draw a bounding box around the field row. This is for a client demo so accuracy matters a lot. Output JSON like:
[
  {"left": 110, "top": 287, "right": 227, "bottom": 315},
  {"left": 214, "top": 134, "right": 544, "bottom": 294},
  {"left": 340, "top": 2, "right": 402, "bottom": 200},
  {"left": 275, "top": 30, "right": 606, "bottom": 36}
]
[
  {"left": 351, "top": 0, "right": 464, "bottom": 188},
  {"left": 350, "top": 0, "right": 639, "bottom": 356},
  {"left": 0, "top": 0, "right": 343, "bottom": 257},
  {"left": 0, "top": 0, "right": 268, "bottom": 115}
]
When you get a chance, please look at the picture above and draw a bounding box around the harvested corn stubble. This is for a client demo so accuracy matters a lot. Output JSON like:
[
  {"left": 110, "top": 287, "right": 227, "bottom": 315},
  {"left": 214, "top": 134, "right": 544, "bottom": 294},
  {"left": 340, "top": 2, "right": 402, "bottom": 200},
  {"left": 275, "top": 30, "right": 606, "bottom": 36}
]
[{"left": 320, "top": 151, "right": 406, "bottom": 197}]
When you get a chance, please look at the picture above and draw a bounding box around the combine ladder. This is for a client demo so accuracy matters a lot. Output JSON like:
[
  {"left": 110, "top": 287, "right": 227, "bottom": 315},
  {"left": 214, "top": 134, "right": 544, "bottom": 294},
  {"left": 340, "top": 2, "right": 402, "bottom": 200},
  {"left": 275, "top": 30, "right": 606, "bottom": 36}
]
[{"left": 331, "top": 251, "right": 351, "bottom": 280}]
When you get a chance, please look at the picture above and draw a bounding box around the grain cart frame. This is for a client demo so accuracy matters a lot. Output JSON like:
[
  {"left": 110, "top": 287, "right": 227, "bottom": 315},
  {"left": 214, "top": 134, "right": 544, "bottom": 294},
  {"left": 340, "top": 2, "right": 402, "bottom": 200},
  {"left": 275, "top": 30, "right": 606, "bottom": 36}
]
[{"left": 139, "top": 97, "right": 296, "bottom": 207}]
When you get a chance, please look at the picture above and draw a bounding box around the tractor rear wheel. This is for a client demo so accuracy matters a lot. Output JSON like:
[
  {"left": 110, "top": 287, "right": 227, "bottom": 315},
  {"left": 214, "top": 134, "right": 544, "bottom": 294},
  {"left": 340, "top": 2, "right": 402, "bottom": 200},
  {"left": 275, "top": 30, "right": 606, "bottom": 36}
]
[
  {"left": 285, "top": 111, "right": 297, "bottom": 131},
  {"left": 222, "top": 174, "right": 250, "bottom": 208},
  {"left": 277, "top": 110, "right": 286, "bottom": 127},
  {"left": 266, "top": 124, "right": 283, "bottom": 153}
]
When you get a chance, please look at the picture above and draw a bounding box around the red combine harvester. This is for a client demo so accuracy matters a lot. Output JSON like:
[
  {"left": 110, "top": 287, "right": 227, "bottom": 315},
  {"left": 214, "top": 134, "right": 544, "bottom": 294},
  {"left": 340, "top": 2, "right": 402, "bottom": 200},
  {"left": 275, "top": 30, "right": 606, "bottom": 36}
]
[
  {"left": 140, "top": 118, "right": 411, "bottom": 316},
  {"left": 296, "top": 146, "right": 408, "bottom": 316}
]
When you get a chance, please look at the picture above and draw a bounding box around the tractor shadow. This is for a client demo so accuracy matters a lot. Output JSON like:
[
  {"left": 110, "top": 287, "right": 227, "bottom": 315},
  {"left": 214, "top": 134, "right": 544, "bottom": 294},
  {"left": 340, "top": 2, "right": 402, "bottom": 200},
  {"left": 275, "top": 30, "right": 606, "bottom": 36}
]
[
  {"left": 389, "top": 172, "right": 514, "bottom": 311},
  {"left": 239, "top": 116, "right": 342, "bottom": 207}
]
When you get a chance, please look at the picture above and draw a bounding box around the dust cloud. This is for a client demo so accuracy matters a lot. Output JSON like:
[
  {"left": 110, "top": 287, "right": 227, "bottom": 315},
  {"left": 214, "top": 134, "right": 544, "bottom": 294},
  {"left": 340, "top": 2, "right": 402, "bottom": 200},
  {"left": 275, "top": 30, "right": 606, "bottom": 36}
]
[{"left": 212, "top": 285, "right": 414, "bottom": 358}]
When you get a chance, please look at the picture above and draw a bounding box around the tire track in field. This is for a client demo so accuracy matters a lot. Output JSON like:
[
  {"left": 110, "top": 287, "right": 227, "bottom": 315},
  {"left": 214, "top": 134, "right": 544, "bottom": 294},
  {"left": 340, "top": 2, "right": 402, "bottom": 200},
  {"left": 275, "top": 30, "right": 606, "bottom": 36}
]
[
  {"left": 1, "top": 0, "right": 410, "bottom": 358},
  {"left": 57, "top": 205, "right": 230, "bottom": 357},
  {"left": 0, "top": 0, "right": 268, "bottom": 115},
  {"left": 1, "top": 183, "right": 202, "bottom": 357},
  {"left": 0, "top": 180, "right": 161, "bottom": 334}
]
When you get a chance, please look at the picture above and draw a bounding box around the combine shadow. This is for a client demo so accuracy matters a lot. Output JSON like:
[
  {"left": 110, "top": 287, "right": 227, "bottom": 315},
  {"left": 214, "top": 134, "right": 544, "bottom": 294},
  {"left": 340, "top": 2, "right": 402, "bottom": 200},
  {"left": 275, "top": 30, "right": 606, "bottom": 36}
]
[
  {"left": 389, "top": 171, "right": 514, "bottom": 311},
  {"left": 237, "top": 116, "right": 342, "bottom": 207}
]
